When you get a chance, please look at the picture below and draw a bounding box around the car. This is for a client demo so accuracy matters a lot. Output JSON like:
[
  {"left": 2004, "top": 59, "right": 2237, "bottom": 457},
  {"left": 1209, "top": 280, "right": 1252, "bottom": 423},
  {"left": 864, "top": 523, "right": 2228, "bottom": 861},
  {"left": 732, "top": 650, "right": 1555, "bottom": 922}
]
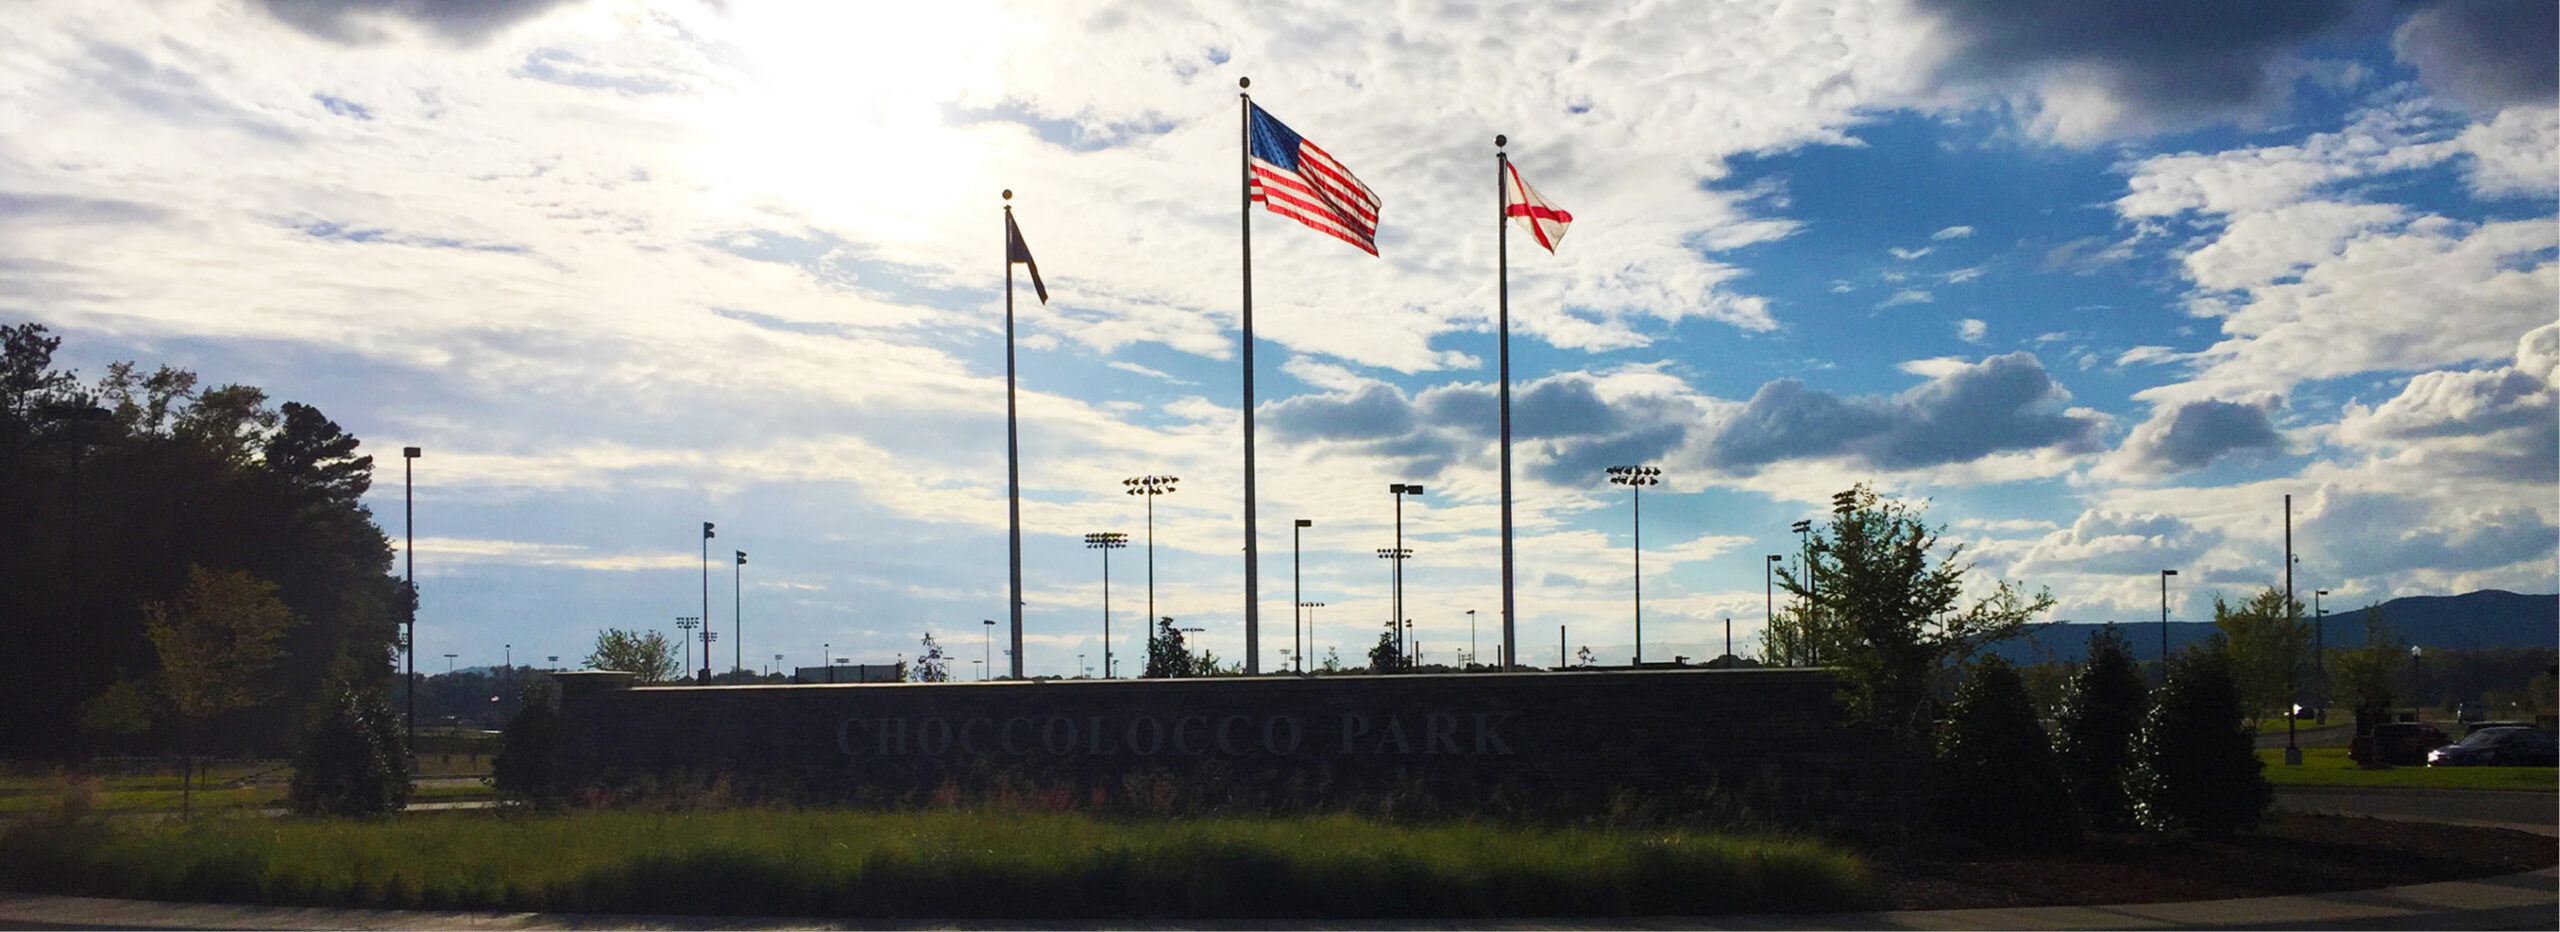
[
  {"left": 2426, "top": 726, "right": 2559, "bottom": 767},
  {"left": 2352, "top": 722, "right": 2450, "bottom": 767}
]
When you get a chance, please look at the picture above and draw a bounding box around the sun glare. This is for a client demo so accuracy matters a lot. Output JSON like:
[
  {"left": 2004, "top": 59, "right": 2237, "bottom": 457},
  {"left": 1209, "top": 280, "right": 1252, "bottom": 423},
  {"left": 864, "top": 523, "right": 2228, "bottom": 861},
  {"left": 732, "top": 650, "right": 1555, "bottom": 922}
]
[{"left": 682, "top": 2, "right": 1004, "bottom": 244}]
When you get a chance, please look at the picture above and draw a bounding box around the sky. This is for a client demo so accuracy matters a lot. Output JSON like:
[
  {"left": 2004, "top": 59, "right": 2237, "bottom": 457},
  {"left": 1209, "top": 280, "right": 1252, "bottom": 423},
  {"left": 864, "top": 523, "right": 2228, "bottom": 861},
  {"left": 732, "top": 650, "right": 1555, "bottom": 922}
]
[{"left": 4, "top": 0, "right": 2554, "bottom": 678}]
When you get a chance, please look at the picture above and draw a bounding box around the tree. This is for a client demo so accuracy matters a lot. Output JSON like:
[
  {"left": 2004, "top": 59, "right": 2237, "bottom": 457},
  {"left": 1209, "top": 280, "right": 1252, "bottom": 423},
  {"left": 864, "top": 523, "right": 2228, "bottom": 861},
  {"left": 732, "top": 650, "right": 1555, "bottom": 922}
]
[
  {"left": 1930, "top": 656, "right": 2077, "bottom": 850},
  {"left": 289, "top": 678, "right": 413, "bottom": 816},
  {"left": 1759, "top": 602, "right": 1819, "bottom": 667},
  {"left": 2329, "top": 603, "right": 2401, "bottom": 721},
  {"left": 2213, "top": 588, "right": 2308, "bottom": 720},
  {"left": 2054, "top": 626, "right": 2149, "bottom": 831},
  {"left": 1144, "top": 617, "right": 1197, "bottom": 678},
  {"left": 490, "top": 678, "right": 564, "bottom": 807},
  {"left": 1365, "top": 618, "right": 1405, "bottom": 673},
  {"left": 585, "top": 628, "right": 680, "bottom": 684},
  {"left": 142, "top": 565, "right": 302, "bottom": 815},
  {"left": 910, "top": 632, "right": 951, "bottom": 682},
  {"left": 2127, "top": 640, "right": 2272, "bottom": 838},
  {"left": 1776, "top": 484, "right": 2055, "bottom": 739}
]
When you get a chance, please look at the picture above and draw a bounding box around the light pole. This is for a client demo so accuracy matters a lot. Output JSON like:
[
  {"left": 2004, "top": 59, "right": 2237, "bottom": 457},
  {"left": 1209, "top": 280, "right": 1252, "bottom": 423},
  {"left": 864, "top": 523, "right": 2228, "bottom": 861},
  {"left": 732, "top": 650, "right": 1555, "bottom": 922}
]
[
  {"left": 1605, "top": 465, "right": 1661, "bottom": 664},
  {"left": 1085, "top": 532, "right": 1127, "bottom": 678},
  {"left": 443, "top": 653, "right": 457, "bottom": 676},
  {"left": 2283, "top": 494, "right": 2300, "bottom": 766},
  {"left": 1299, "top": 601, "right": 1326, "bottom": 671},
  {"left": 1386, "top": 484, "right": 1424, "bottom": 661},
  {"left": 1791, "top": 517, "right": 1813, "bottom": 657},
  {"left": 504, "top": 643, "right": 511, "bottom": 671},
  {"left": 1375, "top": 547, "right": 1411, "bottom": 662},
  {"left": 822, "top": 642, "right": 832, "bottom": 684},
  {"left": 1078, "top": 653, "right": 1087, "bottom": 678},
  {"left": 733, "top": 550, "right": 746, "bottom": 677},
  {"left": 2313, "top": 588, "right": 2330, "bottom": 724},
  {"left": 1293, "top": 519, "right": 1311, "bottom": 675},
  {"left": 1123, "top": 475, "right": 1179, "bottom": 649},
  {"left": 700, "top": 522, "right": 715, "bottom": 683},
  {"left": 773, "top": 653, "right": 783, "bottom": 682},
  {"left": 2159, "top": 569, "right": 2178, "bottom": 671},
  {"left": 1765, "top": 554, "right": 1781, "bottom": 662},
  {"left": 676, "top": 616, "right": 699, "bottom": 682},
  {"left": 1466, "top": 609, "right": 1476, "bottom": 670},
  {"left": 403, "top": 444, "right": 421, "bottom": 746},
  {"left": 981, "top": 618, "right": 996, "bottom": 681}
]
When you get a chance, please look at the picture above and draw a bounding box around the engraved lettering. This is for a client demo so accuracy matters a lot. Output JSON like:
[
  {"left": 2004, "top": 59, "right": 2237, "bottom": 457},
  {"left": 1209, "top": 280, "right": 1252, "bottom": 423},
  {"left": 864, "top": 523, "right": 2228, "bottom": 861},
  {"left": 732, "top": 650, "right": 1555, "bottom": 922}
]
[
  {"left": 960, "top": 717, "right": 993, "bottom": 755},
  {"left": 836, "top": 718, "right": 868, "bottom": 756},
  {"left": 1262, "top": 715, "right": 1303, "bottom": 756},
  {"left": 878, "top": 717, "right": 908, "bottom": 755},
  {"left": 1425, "top": 713, "right": 1461, "bottom": 754},
  {"left": 1087, "top": 716, "right": 1115, "bottom": 755},
  {"left": 1474, "top": 712, "right": 1516, "bottom": 755},
  {"left": 1378, "top": 716, "right": 1413, "bottom": 754},
  {"left": 1041, "top": 717, "right": 1078, "bottom": 755},
  {"left": 1001, "top": 716, "right": 1034, "bottom": 755},
  {"left": 1173, "top": 715, "right": 1211, "bottom": 755},
  {"left": 917, "top": 717, "right": 953, "bottom": 755},
  {"left": 1339, "top": 712, "right": 1372, "bottom": 754},
  {"left": 1215, "top": 715, "right": 1252, "bottom": 756},
  {"left": 1127, "top": 716, "right": 1165, "bottom": 755}
]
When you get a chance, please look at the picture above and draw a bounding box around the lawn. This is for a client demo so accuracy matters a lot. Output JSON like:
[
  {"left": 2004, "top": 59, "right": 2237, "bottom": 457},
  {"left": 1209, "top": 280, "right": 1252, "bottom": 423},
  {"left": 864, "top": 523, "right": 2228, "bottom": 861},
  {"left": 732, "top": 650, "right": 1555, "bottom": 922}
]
[
  {"left": 0, "top": 807, "right": 1868, "bottom": 919},
  {"left": 2257, "top": 746, "right": 2559, "bottom": 792}
]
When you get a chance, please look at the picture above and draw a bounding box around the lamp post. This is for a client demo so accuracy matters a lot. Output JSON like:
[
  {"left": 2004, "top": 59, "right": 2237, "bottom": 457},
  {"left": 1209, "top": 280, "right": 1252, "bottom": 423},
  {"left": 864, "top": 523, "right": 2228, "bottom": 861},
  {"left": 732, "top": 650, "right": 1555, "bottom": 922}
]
[
  {"left": 1790, "top": 517, "right": 1813, "bottom": 658},
  {"left": 1293, "top": 519, "right": 1311, "bottom": 674},
  {"left": 772, "top": 654, "right": 782, "bottom": 681},
  {"left": 1605, "top": 465, "right": 1661, "bottom": 664},
  {"left": 700, "top": 522, "right": 715, "bottom": 683},
  {"left": 733, "top": 550, "right": 746, "bottom": 677},
  {"left": 822, "top": 642, "right": 832, "bottom": 684},
  {"left": 981, "top": 618, "right": 996, "bottom": 681},
  {"left": 1387, "top": 483, "right": 1424, "bottom": 662},
  {"left": 2284, "top": 493, "right": 2299, "bottom": 766},
  {"left": 402, "top": 444, "right": 421, "bottom": 746},
  {"left": 443, "top": 653, "right": 456, "bottom": 676},
  {"left": 2314, "top": 587, "right": 2330, "bottom": 725},
  {"left": 1085, "top": 532, "right": 1127, "bottom": 678},
  {"left": 1765, "top": 553, "right": 1782, "bottom": 662},
  {"left": 1466, "top": 609, "right": 1476, "bottom": 670},
  {"left": 1375, "top": 547, "right": 1411, "bottom": 662},
  {"left": 2159, "top": 569, "right": 2178, "bottom": 672},
  {"left": 675, "top": 616, "right": 699, "bottom": 682},
  {"left": 1299, "top": 601, "right": 1325, "bottom": 671},
  {"left": 1078, "top": 653, "right": 1087, "bottom": 678},
  {"left": 1123, "top": 475, "right": 1179, "bottom": 646}
]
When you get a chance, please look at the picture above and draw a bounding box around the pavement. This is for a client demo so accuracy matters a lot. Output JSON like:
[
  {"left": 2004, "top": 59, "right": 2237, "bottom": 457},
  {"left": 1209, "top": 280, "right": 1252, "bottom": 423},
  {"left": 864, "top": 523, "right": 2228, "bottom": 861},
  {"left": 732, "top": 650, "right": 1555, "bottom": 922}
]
[{"left": 0, "top": 790, "right": 2550, "bottom": 931}]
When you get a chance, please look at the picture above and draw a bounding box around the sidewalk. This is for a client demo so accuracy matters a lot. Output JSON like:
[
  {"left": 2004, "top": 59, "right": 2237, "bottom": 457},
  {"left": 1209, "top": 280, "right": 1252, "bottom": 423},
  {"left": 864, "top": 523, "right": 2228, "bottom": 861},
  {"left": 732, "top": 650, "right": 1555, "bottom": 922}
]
[{"left": 1, "top": 865, "right": 2552, "bottom": 931}]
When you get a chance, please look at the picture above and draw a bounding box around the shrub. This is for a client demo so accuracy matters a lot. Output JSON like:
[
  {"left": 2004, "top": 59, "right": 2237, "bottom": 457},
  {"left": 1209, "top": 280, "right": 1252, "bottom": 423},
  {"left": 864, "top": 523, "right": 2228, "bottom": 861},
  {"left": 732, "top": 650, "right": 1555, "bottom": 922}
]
[
  {"left": 2053, "top": 626, "right": 2148, "bottom": 831},
  {"left": 1928, "top": 656, "right": 2076, "bottom": 850},
  {"left": 491, "top": 678, "right": 564, "bottom": 806},
  {"left": 288, "top": 680, "right": 414, "bottom": 816},
  {"left": 2126, "top": 641, "right": 2272, "bottom": 838}
]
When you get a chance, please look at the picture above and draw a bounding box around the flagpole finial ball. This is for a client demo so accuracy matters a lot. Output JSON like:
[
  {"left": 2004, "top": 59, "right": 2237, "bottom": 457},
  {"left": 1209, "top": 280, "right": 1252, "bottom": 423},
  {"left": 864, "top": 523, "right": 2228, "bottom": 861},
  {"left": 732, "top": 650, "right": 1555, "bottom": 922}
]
[
  {"left": 1001, "top": 189, "right": 1012, "bottom": 201},
  {"left": 1238, "top": 76, "right": 1250, "bottom": 89},
  {"left": 1495, "top": 134, "right": 1506, "bottom": 148}
]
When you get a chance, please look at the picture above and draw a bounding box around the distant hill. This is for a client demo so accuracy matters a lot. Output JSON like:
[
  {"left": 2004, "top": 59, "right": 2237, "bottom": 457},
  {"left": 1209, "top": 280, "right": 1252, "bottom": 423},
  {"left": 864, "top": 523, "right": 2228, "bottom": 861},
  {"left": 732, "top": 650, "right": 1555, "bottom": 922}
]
[{"left": 1987, "top": 589, "right": 2557, "bottom": 665}]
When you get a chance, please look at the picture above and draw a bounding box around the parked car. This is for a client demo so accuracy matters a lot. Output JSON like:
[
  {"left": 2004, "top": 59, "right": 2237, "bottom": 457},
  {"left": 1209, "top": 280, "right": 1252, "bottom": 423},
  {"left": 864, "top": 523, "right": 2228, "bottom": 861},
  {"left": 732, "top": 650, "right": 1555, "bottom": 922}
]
[
  {"left": 2426, "top": 726, "right": 2559, "bottom": 767},
  {"left": 2351, "top": 722, "right": 2449, "bottom": 767}
]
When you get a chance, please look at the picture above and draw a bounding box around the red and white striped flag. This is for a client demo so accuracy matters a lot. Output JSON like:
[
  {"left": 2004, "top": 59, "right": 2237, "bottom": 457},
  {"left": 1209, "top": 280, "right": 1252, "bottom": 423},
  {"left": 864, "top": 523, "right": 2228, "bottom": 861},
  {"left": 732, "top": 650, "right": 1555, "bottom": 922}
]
[
  {"left": 1503, "top": 161, "right": 1572, "bottom": 253},
  {"left": 1248, "top": 104, "right": 1381, "bottom": 255}
]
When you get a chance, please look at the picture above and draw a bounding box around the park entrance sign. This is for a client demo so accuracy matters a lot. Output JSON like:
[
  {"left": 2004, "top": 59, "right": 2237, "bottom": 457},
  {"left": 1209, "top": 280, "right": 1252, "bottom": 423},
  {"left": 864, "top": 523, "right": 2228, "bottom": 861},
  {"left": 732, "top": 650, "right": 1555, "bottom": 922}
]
[{"left": 550, "top": 668, "right": 1914, "bottom": 827}]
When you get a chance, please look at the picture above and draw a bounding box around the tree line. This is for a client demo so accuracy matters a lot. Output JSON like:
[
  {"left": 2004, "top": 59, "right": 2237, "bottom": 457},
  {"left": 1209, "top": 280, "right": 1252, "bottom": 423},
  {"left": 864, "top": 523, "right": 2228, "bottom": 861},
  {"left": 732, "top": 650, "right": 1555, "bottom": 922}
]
[{"left": 2, "top": 322, "right": 405, "bottom": 761}]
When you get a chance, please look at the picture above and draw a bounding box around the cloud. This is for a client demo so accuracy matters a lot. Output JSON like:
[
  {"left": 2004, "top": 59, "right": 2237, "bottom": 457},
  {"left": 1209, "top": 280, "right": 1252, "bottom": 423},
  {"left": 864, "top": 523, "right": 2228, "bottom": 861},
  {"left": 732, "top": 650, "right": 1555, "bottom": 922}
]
[
  {"left": 1876, "top": 288, "right": 1933, "bottom": 308},
  {"left": 2109, "top": 396, "right": 2287, "bottom": 476},
  {"left": 255, "top": 0, "right": 588, "bottom": 45},
  {"left": 1957, "top": 319, "right": 1987, "bottom": 344},
  {"left": 2332, "top": 323, "right": 2560, "bottom": 484},
  {"left": 2303, "top": 489, "right": 2558, "bottom": 576},
  {"left": 1704, "top": 352, "right": 2106, "bottom": 473},
  {"left": 1931, "top": 225, "right": 1975, "bottom": 240},
  {"left": 2391, "top": 0, "right": 2560, "bottom": 113},
  {"left": 2015, "top": 509, "right": 2220, "bottom": 576}
]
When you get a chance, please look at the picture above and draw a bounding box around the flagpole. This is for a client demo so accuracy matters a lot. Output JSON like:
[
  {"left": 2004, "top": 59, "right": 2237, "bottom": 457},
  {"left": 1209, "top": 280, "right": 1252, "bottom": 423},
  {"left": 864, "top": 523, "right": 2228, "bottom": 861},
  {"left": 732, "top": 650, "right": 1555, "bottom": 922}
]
[
  {"left": 1497, "top": 135, "right": 1517, "bottom": 669},
  {"left": 1239, "top": 77, "right": 1261, "bottom": 675},
  {"left": 1003, "top": 190, "right": 1025, "bottom": 680}
]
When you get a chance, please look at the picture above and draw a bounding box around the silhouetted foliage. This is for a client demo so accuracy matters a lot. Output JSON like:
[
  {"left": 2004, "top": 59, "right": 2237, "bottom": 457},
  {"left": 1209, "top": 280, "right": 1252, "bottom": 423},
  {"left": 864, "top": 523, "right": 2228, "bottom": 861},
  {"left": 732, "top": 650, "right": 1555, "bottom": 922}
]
[
  {"left": 1143, "top": 617, "right": 1198, "bottom": 678},
  {"left": 1929, "top": 656, "right": 2077, "bottom": 850},
  {"left": 1775, "top": 484, "right": 2055, "bottom": 739},
  {"left": 2053, "top": 626, "right": 2149, "bottom": 831},
  {"left": 2127, "top": 640, "right": 2272, "bottom": 839},
  {"left": 289, "top": 678, "right": 414, "bottom": 816},
  {"left": 491, "top": 678, "right": 564, "bottom": 807},
  {"left": 2, "top": 324, "right": 403, "bottom": 760},
  {"left": 908, "top": 633, "right": 951, "bottom": 683},
  {"left": 2329, "top": 603, "right": 2401, "bottom": 719},
  {"left": 1366, "top": 618, "right": 1406, "bottom": 673},
  {"left": 586, "top": 628, "right": 681, "bottom": 684},
  {"left": 2213, "top": 588, "right": 2308, "bottom": 719}
]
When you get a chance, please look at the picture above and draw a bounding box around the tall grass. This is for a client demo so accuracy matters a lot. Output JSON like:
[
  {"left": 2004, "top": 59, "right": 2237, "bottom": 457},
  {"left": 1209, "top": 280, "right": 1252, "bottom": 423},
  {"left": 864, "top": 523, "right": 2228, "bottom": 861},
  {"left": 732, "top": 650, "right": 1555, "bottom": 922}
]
[{"left": 0, "top": 807, "right": 1869, "bottom": 918}]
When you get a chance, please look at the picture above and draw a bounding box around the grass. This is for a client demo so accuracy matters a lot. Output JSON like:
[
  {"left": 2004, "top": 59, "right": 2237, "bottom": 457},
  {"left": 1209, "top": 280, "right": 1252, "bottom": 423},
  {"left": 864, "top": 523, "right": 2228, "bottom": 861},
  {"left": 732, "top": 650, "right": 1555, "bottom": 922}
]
[
  {"left": 2257, "top": 747, "right": 2559, "bottom": 792},
  {"left": 0, "top": 806, "right": 1869, "bottom": 919}
]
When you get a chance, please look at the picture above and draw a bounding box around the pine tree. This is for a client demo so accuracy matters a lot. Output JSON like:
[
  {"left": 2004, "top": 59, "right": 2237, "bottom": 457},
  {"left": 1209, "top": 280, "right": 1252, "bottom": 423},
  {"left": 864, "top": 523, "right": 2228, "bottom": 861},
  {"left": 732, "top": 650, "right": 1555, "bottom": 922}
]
[
  {"left": 1930, "top": 656, "right": 2077, "bottom": 849},
  {"left": 2054, "top": 626, "right": 2148, "bottom": 831},
  {"left": 2127, "top": 641, "right": 2272, "bottom": 838}
]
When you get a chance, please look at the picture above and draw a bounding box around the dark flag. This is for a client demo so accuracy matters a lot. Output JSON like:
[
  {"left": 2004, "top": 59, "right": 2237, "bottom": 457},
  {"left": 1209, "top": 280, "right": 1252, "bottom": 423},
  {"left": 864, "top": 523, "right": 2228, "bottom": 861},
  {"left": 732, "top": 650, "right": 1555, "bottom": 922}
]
[{"left": 1006, "top": 212, "right": 1048, "bottom": 303}]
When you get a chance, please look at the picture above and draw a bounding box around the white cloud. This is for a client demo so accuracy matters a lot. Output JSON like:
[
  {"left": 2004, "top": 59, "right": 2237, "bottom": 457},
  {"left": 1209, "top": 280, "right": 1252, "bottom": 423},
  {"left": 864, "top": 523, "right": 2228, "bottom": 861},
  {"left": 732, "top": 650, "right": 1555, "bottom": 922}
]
[
  {"left": 1957, "top": 318, "right": 1987, "bottom": 344},
  {"left": 1876, "top": 288, "right": 1933, "bottom": 308},
  {"left": 1930, "top": 224, "right": 1974, "bottom": 240}
]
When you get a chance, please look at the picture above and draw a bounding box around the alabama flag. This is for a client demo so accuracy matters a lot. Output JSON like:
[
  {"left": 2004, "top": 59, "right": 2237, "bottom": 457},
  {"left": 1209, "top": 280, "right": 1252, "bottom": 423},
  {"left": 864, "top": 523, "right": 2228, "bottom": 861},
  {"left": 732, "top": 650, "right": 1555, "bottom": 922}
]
[{"left": 1503, "top": 161, "right": 1572, "bottom": 253}]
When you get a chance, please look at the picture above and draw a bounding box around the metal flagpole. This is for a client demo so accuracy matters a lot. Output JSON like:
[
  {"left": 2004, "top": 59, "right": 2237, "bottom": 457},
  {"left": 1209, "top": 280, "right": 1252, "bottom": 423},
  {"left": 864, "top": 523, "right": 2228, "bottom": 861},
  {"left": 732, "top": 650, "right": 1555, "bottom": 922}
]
[
  {"left": 1005, "top": 192, "right": 1026, "bottom": 679},
  {"left": 1497, "top": 135, "right": 1516, "bottom": 668},
  {"left": 1239, "top": 77, "right": 1261, "bottom": 675}
]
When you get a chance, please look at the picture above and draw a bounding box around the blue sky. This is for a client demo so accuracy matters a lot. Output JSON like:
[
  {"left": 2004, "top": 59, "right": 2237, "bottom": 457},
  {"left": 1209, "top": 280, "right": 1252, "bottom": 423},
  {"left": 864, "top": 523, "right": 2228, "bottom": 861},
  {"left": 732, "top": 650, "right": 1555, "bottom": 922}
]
[{"left": 4, "top": 0, "right": 2553, "bottom": 677}]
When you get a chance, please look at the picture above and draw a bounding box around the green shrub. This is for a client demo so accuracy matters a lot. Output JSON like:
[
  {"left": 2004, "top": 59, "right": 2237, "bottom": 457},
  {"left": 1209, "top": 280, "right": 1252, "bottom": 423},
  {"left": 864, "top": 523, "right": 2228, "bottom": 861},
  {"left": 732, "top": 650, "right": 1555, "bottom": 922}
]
[
  {"left": 2126, "top": 641, "right": 2271, "bottom": 838},
  {"left": 1929, "top": 656, "right": 2076, "bottom": 850},
  {"left": 289, "top": 680, "right": 414, "bottom": 816},
  {"left": 491, "top": 678, "right": 563, "bottom": 806},
  {"left": 2053, "top": 626, "right": 2148, "bottom": 831}
]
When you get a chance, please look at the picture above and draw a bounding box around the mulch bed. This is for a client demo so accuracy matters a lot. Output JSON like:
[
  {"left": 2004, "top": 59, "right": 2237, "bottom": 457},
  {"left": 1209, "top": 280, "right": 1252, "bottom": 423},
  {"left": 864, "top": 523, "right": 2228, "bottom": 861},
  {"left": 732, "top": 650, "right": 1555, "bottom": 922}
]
[{"left": 1867, "top": 812, "right": 2557, "bottom": 910}]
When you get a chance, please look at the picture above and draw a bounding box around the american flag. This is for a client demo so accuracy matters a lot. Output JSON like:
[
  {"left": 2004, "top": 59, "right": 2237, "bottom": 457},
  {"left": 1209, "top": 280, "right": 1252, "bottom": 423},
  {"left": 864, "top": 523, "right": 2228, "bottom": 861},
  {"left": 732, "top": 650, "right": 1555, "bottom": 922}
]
[{"left": 1247, "top": 104, "right": 1380, "bottom": 255}]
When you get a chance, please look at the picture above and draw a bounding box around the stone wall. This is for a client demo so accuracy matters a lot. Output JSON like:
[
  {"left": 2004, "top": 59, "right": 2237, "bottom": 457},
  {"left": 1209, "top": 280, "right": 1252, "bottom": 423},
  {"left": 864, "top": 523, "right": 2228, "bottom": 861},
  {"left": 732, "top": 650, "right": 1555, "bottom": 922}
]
[{"left": 550, "top": 668, "right": 1917, "bottom": 827}]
